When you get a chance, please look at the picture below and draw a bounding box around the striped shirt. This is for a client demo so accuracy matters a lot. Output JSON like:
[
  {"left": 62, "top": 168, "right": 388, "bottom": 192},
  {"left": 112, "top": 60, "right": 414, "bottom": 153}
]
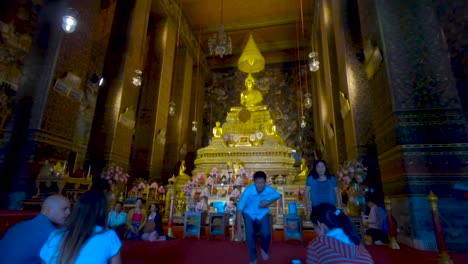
[{"left": 307, "top": 229, "right": 373, "bottom": 264}]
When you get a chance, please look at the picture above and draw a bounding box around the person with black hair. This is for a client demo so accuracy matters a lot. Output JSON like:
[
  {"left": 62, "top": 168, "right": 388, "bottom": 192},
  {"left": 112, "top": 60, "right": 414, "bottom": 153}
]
[
  {"left": 238, "top": 171, "right": 281, "bottom": 264},
  {"left": 141, "top": 203, "right": 172, "bottom": 241},
  {"left": 364, "top": 196, "right": 388, "bottom": 245},
  {"left": 307, "top": 203, "right": 373, "bottom": 264},
  {"left": 40, "top": 190, "right": 122, "bottom": 264},
  {"left": 108, "top": 202, "right": 127, "bottom": 239},
  {"left": 125, "top": 198, "right": 147, "bottom": 240},
  {"left": 305, "top": 160, "right": 342, "bottom": 214}
]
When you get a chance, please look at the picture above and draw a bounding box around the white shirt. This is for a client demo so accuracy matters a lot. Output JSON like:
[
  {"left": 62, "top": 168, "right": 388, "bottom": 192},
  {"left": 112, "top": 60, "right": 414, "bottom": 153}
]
[
  {"left": 367, "top": 204, "right": 383, "bottom": 230},
  {"left": 238, "top": 184, "right": 281, "bottom": 220},
  {"left": 40, "top": 226, "right": 121, "bottom": 264}
]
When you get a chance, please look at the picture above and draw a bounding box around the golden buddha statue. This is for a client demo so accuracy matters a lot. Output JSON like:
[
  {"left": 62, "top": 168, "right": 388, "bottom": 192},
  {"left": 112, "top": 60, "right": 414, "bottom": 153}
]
[
  {"left": 175, "top": 160, "right": 191, "bottom": 185},
  {"left": 296, "top": 158, "right": 308, "bottom": 184},
  {"left": 212, "top": 121, "right": 223, "bottom": 137},
  {"left": 240, "top": 73, "right": 266, "bottom": 111},
  {"left": 178, "top": 160, "right": 188, "bottom": 177}
]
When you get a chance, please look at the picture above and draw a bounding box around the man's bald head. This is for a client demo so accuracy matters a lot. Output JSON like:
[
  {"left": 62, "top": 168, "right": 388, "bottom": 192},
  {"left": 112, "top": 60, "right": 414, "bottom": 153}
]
[{"left": 41, "top": 195, "right": 71, "bottom": 226}]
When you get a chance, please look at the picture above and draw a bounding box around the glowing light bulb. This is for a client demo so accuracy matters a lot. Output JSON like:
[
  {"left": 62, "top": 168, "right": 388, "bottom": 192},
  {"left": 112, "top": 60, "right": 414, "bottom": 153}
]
[{"left": 61, "top": 10, "right": 78, "bottom": 33}]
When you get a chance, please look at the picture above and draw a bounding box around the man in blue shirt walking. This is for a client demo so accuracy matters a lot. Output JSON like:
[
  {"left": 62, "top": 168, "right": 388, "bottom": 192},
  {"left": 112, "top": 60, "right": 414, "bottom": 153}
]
[
  {"left": 0, "top": 194, "right": 70, "bottom": 264},
  {"left": 238, "top": 171, "right": 281, "bottom": 264}
]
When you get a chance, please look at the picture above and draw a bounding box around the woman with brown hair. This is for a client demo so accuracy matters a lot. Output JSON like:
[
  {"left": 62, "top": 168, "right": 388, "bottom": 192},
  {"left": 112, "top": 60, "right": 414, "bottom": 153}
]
[{"left": 40, "top": 190, "right": 121, "bottom": 264}]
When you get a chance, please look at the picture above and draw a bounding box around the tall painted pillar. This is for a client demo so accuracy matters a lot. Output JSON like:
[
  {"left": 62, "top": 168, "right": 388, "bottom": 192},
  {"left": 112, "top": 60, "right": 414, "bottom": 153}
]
[
  {"left": 329, "top": 0, "right": 382, "bottom": 194},
  {"left": 330, "top": 0, "right": 374, "bottom": 160},
  {"left": 130, "top": 17, "right": 177, "bottom": 182},
  {"left": 88, "top": 0, "right": 151, "bottom": 179},
  {"left": 358, "top": 0, "right": 468, "bottom": 251},
  {"left": 0, "top": 1, "right": 67, "bottom": 207},
  {"left": 162, "top": 48, "right": 194, "bottom": 179}
]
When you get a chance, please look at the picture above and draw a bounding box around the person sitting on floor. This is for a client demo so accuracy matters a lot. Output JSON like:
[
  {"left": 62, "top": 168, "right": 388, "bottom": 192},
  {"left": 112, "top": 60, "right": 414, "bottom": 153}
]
[
  {"left": 40, "top": 189, "right": 122, "bottom": 264},
  {"left": 125, "top": 198, "right": 147, "bottom": 240},
  {"left": 141, "top": 203, "right": 172, "bottom": 241},
  {"left": 237, "top": 171, "right": 281, "bottom": 264},
  {"left": 108, "top": 202, "right": 127, "bottom": 239},
  {"left": 364, "top": 196, "right": 388, "bottom": 245},
  {"left": 307, "top": 203, "right": 373, "bottom": 264},
  {"left": 0, "top": 195, "right": 70, "bottom": 264}
]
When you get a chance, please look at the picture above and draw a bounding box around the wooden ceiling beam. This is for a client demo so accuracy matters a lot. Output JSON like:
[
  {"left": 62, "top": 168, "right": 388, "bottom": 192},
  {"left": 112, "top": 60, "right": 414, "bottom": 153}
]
[{"left": 196, "top": 16, "right": 312, "bottom": 33}]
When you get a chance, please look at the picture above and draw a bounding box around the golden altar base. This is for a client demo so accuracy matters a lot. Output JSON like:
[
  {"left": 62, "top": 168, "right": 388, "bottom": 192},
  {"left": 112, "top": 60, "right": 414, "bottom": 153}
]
[{"left": 192, "top": 107, "right": 296, "bottom": 178}]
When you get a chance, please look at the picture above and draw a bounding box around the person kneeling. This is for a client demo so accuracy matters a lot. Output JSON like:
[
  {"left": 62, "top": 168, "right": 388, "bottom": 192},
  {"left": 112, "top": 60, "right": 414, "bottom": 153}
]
[
  {"left": 307, "top": 203, "right": 373, "bottom": 264},
  {"left": 364, "top": 196, "right": 388, "bottom": 245},
  {"left": 237, "top": 171, "right": 281, "bottom": 264},
  {"left": 141, "top": 204, "right": 172, "bottom": 241}
]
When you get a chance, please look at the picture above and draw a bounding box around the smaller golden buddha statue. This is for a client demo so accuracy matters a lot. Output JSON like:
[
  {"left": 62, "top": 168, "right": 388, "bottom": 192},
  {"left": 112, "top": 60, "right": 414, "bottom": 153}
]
[
  {"left": 178, "top": 161, "right": 189, "bottom": 177},
  {"left": 176, "top": 161, "right": 191, "bottom": 185},
  {"left": 212, "top": 121, "right": 223, "bottom": 137},
  {"left": 296, "top": 158, "right": 308, "bottom": 184},
  {"left": 265, "top": 119, "right": 277, "bottom": 136},
  {"left": 240, "top": 73, "right": 267, "bottom": 111}
]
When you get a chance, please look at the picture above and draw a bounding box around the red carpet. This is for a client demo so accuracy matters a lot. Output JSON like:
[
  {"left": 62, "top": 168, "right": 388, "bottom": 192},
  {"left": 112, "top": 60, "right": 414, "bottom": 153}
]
[{"left": 121, "top": 239, "right": 468, "bottom": 264}]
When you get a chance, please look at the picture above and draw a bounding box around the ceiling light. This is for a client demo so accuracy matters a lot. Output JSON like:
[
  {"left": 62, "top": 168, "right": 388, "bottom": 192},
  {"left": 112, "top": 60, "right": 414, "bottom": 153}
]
[{"left": 62, "top": 9, "right": 78, "bottom": 33}]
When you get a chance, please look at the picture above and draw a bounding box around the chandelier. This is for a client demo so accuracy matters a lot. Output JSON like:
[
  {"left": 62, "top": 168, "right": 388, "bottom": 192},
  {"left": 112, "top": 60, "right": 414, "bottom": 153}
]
[
  {"left": 208, "top": 0, "right": 231, "bottom": 58},
  {"left": 208, "top": 25, "right": 232, "bottom": 58}
]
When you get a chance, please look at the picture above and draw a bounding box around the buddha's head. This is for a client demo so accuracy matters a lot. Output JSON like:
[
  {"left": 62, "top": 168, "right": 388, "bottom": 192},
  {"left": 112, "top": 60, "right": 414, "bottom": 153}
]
[
  {"left": 216, "top": 121, "right": 221, "bottom": 127},
  {"left": 245, "top": 73, "right": 255, "bottom": 89}
]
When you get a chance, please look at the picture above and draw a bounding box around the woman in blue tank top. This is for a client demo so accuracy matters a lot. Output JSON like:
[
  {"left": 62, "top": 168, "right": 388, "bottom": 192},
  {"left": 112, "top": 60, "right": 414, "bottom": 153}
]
[{"left": 305, "top": 160, "right": 342, "bottom": 213}]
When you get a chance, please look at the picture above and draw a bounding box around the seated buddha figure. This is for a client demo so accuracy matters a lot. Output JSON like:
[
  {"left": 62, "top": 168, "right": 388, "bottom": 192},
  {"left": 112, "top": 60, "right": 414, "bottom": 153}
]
[
  {"left": 212, "top": 121, "right": 223, "bottom": 137},
  {"left": 240, "top": 73, "right": 266, "bottom": 111},
  {"left": 178, "top": 161, "right": 189, "bottom": 177},
  {"left": 176, "top": 160, "right": 191, "bottom": 184}
]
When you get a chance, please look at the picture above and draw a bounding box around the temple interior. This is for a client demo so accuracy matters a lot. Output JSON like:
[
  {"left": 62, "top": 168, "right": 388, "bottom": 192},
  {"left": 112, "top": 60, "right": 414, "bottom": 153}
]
[{"left": 0, "top": 0, "right": 467, "bottom": 263}]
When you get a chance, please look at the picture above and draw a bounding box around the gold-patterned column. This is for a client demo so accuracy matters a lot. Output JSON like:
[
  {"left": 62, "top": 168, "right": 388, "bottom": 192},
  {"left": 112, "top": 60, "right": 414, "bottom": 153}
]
[
  {"left": 356, "top": 0, "right": 468, "bottom": 251},
  {"left": 162, "top": 48, "right": 194, "bottom": 180},
  {"left": 330, "top": 0, "right": 374, "bottom": 160},
  {"left": 88, "top": 0, "right": 150, "bottom": 176},
  {"left": 0, "top": 0, "right": 67, "bottom": 202},
  {"left": 148, "top": 19, "right": 178, "bottom": 178},
  {"left": 312, "top": 0, "right": 344, "bottom": 172}
]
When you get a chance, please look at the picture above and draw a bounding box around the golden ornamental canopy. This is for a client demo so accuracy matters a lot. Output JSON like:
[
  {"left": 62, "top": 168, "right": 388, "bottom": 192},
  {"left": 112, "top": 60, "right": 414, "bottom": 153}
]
[{"left": 238, "top": 34, "right": 265, "bottom": 73}]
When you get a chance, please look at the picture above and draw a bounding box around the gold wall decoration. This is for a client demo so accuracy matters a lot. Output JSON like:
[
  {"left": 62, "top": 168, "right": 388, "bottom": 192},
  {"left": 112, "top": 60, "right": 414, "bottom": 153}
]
[
  {"left": 339, "top": 92, "right": 351, "bottom": 118},
  {"left": 119, "top": 106, "right": 136, "bottom": 129},
  {"left": 363, "top": 39, "right": 383, "bottom": 80}
]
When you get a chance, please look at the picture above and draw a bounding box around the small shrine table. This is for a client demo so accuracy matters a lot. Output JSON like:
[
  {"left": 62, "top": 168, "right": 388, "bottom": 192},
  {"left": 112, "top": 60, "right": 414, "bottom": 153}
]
[
  {"left": 183, "top": 211, "right": 203, "bottom": 239},
  {"left": 208, "top": 212, "right": 230, "bottom": 240},
  {"left": 283, "top": 214, "right": 303, "bottom": 244}
]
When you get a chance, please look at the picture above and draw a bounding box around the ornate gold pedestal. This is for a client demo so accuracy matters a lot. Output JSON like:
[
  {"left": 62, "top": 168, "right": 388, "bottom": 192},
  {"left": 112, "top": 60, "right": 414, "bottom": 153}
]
[{"left": 193, "top": 107, "right": 295, "bottom": 177}]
